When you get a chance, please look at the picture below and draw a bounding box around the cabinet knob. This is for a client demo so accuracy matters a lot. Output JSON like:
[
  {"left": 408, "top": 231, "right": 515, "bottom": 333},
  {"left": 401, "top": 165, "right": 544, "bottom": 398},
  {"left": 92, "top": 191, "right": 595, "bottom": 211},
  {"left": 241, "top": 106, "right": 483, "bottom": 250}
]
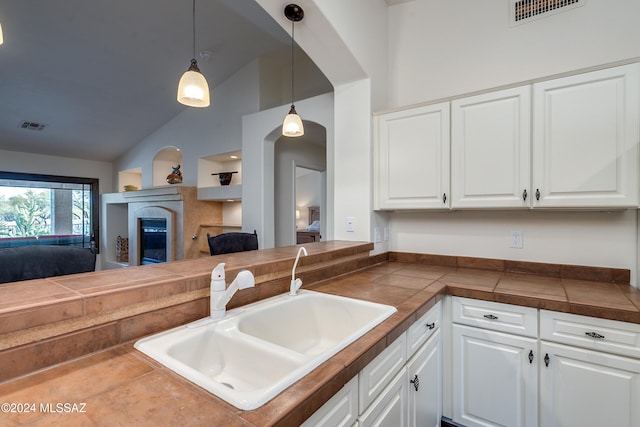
[
  {"left": 410, "top": 374, "right": 420, "bottom": 391},
  {"left": 442, "top": 193, "right": 447, "bottom": 204},
  {"left": 522, "top": 189, "right": 528, "bottom": 201},
  {"left": 528, "top": 350, "right": 534, "bottom": 364},
  {"left": 535, "top": 189, "right": 541, "bottom": 201},
  {"left": 544, "top": 353, "right": 550, "bottom": 367}
]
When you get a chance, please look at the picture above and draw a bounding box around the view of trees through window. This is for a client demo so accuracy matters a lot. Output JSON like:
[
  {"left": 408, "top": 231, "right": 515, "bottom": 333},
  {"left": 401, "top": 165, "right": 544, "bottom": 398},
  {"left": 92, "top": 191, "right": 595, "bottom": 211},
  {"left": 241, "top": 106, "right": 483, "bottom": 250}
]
[{"left": 0, "top": 172, "right": 99, "bottom": 250}]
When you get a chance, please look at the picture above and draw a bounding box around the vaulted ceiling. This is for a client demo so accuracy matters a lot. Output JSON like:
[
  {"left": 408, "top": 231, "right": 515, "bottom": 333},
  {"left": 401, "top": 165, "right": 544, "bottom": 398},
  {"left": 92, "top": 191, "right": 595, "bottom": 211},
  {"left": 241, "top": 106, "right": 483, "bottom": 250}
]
[{"left": 0, "top": 0, "right": 295, "bottom": 162}]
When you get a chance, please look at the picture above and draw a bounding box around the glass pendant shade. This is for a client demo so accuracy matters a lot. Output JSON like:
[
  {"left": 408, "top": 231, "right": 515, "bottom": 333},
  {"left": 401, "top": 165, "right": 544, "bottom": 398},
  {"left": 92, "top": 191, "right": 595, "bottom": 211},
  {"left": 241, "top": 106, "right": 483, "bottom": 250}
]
[
  {"left": 177, "top": 59, "right": 210, "bottom": 107},
  {"left": 282, "top": 105, "right": 304, "bottom": 137}
]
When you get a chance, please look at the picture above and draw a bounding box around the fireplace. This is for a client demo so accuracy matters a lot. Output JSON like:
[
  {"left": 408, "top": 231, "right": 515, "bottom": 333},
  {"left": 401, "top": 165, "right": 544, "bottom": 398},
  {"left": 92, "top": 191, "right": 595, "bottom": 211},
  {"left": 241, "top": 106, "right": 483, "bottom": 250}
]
[
  {"left": 139, "top": 218, "right": 167, "bottom": 264},
  {"left": 130, "top": 205, "right": 175, "bottom": 266}
]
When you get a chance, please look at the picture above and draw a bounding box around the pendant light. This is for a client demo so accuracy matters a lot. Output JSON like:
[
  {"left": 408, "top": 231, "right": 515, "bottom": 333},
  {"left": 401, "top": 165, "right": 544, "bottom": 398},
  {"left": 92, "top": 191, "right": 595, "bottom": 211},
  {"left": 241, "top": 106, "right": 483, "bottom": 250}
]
[
  {"left": 282, "top": 4, "right": 304, "bottom": 137},
  {"left": 0, "top": 21, "right": 3, "bottom": 45},
  {"left": 177, "top": 0, "right": 210, "bottom": 107}
]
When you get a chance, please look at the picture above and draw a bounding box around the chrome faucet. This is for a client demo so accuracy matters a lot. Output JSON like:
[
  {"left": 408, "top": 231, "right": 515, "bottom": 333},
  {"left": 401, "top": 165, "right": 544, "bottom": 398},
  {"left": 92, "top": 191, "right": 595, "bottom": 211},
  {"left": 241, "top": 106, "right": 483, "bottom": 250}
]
[
  {"left": 210, "top": 263, "right": 255, "bottom": 320},
  {"left": 289, "top": 247, "right": 308, "bottom": 296}
]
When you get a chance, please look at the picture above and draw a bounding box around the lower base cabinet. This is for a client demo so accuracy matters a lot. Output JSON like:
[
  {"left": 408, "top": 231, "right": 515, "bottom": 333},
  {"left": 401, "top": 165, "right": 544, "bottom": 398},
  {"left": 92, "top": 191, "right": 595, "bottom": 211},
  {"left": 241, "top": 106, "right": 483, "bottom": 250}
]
[
  {"left": 452, "top": 324, "right": 538, "bottom": 427},
  {"left": 358, "top": 367, "right": 408, "bottom": 427},
  {"left": 407, "top": 328, "right": 442, "bottom": 427},
  {"left": 302, "top": 302, "right": 442, "bottom": 427},
  {"left": 540, "top": 341, "right": 640, "bottom": 427}
]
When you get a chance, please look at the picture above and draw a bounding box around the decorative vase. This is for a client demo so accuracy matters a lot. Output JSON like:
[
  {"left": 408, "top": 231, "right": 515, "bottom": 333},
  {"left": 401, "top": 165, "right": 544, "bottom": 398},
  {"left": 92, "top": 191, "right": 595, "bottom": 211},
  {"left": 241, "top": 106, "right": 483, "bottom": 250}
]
[
  {"left": 166, "top": 165, "right": 183, "bottom": 184},
  {"left": 211, "top": 171, "right": 238, "bottom": 186}
]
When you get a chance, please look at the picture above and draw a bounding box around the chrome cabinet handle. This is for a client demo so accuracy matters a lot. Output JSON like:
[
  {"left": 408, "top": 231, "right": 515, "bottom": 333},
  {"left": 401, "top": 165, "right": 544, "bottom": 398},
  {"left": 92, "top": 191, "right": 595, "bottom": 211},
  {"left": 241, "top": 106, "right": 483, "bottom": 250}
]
[{"left": 585, "top": 331, "right": 605, "bottom": 339}]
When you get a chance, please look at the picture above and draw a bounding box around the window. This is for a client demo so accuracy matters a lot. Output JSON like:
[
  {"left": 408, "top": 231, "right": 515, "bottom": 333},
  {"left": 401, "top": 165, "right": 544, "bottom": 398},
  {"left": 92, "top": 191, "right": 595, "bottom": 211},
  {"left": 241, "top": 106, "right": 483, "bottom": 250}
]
[{"left": 0, "top": 172, "right": 99, "bottom": 251}]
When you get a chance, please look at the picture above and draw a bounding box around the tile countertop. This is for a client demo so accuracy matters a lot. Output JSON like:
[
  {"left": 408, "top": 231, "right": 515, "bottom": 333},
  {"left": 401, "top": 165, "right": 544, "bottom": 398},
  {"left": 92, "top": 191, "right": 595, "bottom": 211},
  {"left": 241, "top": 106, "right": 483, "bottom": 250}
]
[{"left": 1, "top": 261, "right": 640, "bottom": 427}]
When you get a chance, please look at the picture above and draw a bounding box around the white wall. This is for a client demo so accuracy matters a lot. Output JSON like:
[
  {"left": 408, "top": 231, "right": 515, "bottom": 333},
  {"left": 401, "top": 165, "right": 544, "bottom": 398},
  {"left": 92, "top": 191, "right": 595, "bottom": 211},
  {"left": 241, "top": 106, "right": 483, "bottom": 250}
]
[{"left": 388, "top": 0, "right": 640, "bottom": 107}]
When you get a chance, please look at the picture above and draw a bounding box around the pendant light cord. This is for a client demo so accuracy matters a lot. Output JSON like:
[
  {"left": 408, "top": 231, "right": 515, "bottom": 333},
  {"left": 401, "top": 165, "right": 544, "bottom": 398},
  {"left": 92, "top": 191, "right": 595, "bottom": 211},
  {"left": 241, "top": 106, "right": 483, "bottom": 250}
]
[
  {"left": 290, "top": 19, "right": 295, "bottom": 106},
  {"left": 192, "top": 0, "right": 196, "bottom": 60}
]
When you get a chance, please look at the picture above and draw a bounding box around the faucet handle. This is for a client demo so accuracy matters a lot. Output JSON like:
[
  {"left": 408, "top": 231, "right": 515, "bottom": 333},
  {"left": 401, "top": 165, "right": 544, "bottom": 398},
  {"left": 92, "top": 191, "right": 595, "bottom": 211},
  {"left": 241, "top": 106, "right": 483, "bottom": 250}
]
[
  {"left": 289, "top": 278, "right": 303, "bottom": 296},
  {"left": 235, "top": 270, "right": 255, "bottom": 290}
]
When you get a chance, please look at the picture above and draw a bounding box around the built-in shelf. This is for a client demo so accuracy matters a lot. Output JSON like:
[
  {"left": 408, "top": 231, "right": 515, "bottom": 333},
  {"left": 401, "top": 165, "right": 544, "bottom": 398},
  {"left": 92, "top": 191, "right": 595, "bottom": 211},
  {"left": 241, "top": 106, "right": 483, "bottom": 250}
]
[
  {"left": 118, "top": 168, "right": 142, "bottom": 192},
  {"left": 198, "top": 150, "right": 242, "bottom": 201},
  {"left": 197, "top": 185, "right": 242, "bottom": 201}
]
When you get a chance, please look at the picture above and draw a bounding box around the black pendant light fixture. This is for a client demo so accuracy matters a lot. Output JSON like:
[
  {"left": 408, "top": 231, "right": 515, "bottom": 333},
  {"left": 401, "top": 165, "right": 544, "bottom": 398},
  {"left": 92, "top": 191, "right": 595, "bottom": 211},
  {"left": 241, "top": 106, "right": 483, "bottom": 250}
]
[
  {"left": 282, "top": 4, "right": 304, "bottom": 137},
  {"left": 177, "top": 0, "right": 210, "bottom": 107}
]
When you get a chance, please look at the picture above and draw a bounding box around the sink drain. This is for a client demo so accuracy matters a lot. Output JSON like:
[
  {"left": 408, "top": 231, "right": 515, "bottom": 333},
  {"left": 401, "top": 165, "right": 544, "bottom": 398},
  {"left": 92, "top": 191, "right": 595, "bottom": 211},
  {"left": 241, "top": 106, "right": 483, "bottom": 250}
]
[{"left": 221, "top": 382, "right": 235, "bottom": 390}]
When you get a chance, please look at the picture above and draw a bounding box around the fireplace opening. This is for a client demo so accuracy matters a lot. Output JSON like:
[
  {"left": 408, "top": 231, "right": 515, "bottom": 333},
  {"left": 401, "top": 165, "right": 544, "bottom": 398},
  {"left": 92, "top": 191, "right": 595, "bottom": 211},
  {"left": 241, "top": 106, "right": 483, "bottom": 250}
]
[{"left": 139, "top": 218, "right": 167, "bottom": 264}]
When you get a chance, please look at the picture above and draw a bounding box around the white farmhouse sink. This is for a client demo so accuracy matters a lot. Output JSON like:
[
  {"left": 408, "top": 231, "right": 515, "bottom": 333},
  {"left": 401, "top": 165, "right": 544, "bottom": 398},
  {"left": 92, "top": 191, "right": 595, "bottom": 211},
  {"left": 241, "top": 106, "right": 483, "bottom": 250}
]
[{"left": 134, "top": 290, "right": 396, "bottom": 410}]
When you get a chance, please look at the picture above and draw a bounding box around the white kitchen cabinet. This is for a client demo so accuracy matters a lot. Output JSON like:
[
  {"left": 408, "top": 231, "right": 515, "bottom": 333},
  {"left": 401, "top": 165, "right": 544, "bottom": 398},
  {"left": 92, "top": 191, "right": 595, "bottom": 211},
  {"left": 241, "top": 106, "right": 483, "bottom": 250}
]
[
  {"left": 300, "top": 376, "right": 358, "bottom": 427},
  {"left": 374, "top": 102, "right": 450, "bottom": 210},
  {"left": 359, "top": 333, "right": 407, "bottom": 411},
  {"left": 407, "top": 328, "right": 442, "bottom": 427},
  {"left": 539, "top": 341, "right": 640, "bottom": 427},
  {"left": 451, "top": 297, "right": 538, "bottom": 427},
  {"left": 358, "top": 368, "right": 408, "bottom": 427},
  {"left": 451, "top": 86, "right": 531, "bottom": 208},
  {"left": 451, "top": 324, "right": 538, "bottom": 427},
  {"left": 406, "top": 301, "right": 442, "bottom": 427},
  {"left": 539, "top": 309, "right": 640, "bottom": 427},
  {"left": 532, "top": 63, "right": 640, "bottom": 208}
]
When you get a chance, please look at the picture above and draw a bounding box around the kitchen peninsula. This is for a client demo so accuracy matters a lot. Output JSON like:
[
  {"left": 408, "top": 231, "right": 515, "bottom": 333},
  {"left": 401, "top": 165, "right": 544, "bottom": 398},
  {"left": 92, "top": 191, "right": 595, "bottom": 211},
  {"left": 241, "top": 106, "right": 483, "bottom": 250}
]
[{"left": 1, "top": 242, "right": 639, "bottom": 426}]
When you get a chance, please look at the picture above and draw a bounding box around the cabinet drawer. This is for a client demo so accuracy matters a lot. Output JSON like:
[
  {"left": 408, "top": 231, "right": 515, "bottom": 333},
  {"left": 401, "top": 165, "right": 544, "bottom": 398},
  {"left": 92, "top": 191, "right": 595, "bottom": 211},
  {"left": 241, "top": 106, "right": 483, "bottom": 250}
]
[
  {"left": 407, "top": 301, "right": 441, "bottom": 359},
  {"left": 301, "top": 376, "right": 358, "bottom": 427},
  {"left": 452, "top": 297, "right": 538, "bottom": 337},
  {"left": 540, "top": 310, "right": 640, "bottom": 359},
  {"left": 359, "top": 333, "right": 407, "bottom": 412}
]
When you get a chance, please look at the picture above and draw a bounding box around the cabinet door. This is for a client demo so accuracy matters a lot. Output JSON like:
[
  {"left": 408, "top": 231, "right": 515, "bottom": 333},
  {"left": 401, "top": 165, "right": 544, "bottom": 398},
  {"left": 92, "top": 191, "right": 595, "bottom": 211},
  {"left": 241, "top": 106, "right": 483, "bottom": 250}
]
[
  {"left": 532, "top": 63, "right": 640, "bottom": 208},
  {"left": 358, "top": 368, "right": 408, "bottom": 427},
  {"left": 407, "top": 329, "right": 442, "bottom": 427},
  {"left": 374, "top": 102, "right": 450, "bottom": 210},
  {"left": 451, "top": 86, "right": 531, "bottom": 208},
  {"left": 540, "top": 341, "right": 640, "bottom": 427},
  {"left": 452, "top": 324, "right": 538, "bottom": 427}
]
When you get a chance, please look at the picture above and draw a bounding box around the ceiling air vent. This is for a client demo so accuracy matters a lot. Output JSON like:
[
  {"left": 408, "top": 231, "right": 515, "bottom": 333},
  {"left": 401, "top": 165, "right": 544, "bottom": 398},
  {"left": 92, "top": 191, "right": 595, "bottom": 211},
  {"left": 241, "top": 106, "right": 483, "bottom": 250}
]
[
  {"left": 511, "top": 0, "right": 584, "bottom": 25},
  {"left": 19, "top": 121, "right": 46, "bottom": 131}
]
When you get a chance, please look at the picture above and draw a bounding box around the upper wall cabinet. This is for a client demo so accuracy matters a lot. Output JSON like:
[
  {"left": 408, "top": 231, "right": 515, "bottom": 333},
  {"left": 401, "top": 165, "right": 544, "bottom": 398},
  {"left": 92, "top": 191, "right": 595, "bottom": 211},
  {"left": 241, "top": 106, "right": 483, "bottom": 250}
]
[
  {"left": 532, "top": 64, "right": 640, "bottom": 208},
  {"left": 374, "top": 102, "right": 450, "bottom": 210},
  {"left": 451, "top": 86, "right": 531, "bottom": 209}
]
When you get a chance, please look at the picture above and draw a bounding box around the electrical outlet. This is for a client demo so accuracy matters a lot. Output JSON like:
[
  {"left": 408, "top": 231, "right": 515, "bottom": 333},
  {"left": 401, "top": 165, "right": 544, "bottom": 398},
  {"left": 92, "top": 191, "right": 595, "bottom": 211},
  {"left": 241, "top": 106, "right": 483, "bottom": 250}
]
[
  {"left": 509, "top": 231, "right": 523, "bottom": 249},
  {"left": 346, "top": 217, "right": 356, "bottom": 232}
]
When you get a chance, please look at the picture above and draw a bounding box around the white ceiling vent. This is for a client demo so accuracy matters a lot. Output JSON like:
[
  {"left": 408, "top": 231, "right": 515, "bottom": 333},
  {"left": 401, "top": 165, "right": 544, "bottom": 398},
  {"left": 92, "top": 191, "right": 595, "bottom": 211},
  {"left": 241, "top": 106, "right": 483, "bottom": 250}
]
[
  {"left": 19, "top": 121, "right": 46, "bottom": 131},
  {"left": 510, "top": 0, "right": 584, "bottom": 25}
]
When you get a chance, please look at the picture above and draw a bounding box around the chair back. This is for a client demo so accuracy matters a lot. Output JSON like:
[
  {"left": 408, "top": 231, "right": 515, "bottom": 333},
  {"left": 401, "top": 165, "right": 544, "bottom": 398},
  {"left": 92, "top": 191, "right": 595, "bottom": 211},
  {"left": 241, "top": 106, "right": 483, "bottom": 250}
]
[{"left": 206, "top": 231, "right": 258, "bottom": 256}]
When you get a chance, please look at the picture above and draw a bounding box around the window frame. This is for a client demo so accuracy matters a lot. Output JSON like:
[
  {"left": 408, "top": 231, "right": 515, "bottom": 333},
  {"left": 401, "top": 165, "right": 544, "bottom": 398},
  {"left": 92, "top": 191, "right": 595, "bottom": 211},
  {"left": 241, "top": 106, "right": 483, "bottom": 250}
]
[{"left": 0, "top": 171, "right": 99, "bottom": 252}]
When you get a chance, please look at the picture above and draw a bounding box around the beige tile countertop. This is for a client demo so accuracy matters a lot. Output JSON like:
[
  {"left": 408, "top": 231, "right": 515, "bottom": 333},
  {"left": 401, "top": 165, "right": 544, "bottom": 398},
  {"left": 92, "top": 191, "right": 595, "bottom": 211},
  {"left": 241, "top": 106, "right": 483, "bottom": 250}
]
[{"left": 1, "top": 251, "right": 640, "bottom": 426}]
